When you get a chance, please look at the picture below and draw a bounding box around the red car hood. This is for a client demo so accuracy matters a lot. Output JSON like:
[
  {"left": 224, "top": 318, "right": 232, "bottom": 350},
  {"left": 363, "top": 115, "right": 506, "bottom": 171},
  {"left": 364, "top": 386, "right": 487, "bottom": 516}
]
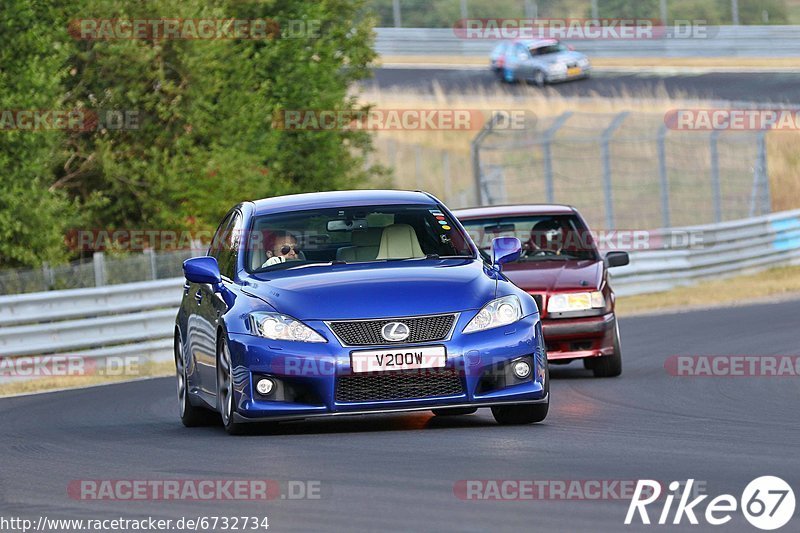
[{"left": 501, "top": 259, "right": 603, "bottom": 293}]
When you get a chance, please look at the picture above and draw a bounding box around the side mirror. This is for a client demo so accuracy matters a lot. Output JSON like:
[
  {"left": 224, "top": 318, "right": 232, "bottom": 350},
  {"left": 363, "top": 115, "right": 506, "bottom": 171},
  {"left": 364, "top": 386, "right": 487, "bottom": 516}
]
[
  {"left": 183, "top": 256, "right": 222, "bottom": 284},
  {"left": 605, "top": 251, "right": 630, "bottom": 268},
  {"left": 492, "top": 237, "right": 521, "bottom": 268}
]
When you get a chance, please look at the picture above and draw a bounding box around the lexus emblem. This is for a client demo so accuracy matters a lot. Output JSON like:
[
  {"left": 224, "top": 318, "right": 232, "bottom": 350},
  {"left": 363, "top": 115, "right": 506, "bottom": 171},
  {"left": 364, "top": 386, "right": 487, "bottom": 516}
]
[{"left": 381, "top": 322, "right": 410, "bottom": 342}]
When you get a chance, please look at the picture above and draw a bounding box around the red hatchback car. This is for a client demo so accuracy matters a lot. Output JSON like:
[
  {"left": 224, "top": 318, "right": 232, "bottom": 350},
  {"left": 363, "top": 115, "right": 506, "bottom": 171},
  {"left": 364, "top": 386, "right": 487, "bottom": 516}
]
[{"left": 454, "top": 205, "right": 629, "bottom": 377}]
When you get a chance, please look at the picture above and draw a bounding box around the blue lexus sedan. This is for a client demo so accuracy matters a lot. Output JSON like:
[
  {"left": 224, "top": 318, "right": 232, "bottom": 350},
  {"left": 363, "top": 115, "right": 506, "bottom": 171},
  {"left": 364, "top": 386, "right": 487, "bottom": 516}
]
[{"left": 175, "top": 190, "right": 548, "bottom": 434}]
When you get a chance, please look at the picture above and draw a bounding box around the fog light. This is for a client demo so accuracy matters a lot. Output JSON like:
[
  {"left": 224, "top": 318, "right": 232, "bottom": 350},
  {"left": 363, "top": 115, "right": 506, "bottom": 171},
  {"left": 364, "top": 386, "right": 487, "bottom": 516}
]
[
  {"left": 256, "top": 378, "right": 274, "bottom": 395},
  {"left": 512, "top": 360, "right": 531, "bottom": 379}
]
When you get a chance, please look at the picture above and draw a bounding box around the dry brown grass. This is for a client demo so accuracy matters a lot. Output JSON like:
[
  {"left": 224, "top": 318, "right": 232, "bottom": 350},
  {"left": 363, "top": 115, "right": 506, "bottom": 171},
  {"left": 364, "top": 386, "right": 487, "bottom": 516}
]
[
  {"left": 0, "top": 360, "right": 173, "bottom": 397},
  {"left": 616, "top": 265, "right": 800, "bottom": 316},
  {"left": 360, "top": 88, "right": 800, "bottom": 214},
  {"left": 767, "top": 131, "right": 800, "bottom": 212}
]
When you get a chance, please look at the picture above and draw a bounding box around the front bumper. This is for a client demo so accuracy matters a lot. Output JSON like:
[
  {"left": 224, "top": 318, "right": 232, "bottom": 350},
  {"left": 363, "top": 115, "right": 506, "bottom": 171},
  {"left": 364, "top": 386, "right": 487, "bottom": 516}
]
[
  {"left": 226, "top": 313, "right": 547, "bottom": 422},
  {"left": 542, "top": 312, "right": 616, "bottom": 361},
  {"left": 547, "top": 65, "right": 591, "bottom": 82}
]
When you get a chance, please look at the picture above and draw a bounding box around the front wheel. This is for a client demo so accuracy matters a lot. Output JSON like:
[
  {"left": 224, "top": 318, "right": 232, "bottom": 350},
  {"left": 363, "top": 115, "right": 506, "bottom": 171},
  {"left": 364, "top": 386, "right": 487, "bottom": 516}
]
[
  {"left": 217, "top": 334, "right": 248, "bottom": 435},
  {"left": 532, "top": 69, "right": 546, "bottom": 87},
  {"left": 492, "top": 402, "right": 548, "bottom": 425},
  {"left": 590, "top": 323, "right": 623, "bottom": 378}
]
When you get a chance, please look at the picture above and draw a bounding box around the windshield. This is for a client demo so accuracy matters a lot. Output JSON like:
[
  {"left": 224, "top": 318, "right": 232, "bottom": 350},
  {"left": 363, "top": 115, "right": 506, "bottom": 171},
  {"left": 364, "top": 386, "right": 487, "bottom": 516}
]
[
  {"left": 245, "top": 204, "right": 474, "bottom": 272},
  {"left": 460, "top": 214, "right": 599, "bottom": 262},
  {"left": 532, "top": 44, "right": 567, "bottom": 55}
]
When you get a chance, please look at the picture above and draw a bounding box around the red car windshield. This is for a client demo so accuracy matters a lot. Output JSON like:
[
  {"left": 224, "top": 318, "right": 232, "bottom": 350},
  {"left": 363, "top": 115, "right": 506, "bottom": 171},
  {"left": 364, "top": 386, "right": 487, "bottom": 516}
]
[{"left": 461, "top": 214, "right": 599, "bottom": 262}]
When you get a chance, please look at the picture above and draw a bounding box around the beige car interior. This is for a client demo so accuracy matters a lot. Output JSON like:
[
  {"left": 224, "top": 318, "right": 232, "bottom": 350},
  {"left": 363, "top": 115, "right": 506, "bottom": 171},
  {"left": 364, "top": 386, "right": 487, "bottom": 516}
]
[
  {"left": 336, "top": 227, "right": 383, "bottom": 262},
  {"left": 375, "top": 224, "right": 425, "bottom": 260}
]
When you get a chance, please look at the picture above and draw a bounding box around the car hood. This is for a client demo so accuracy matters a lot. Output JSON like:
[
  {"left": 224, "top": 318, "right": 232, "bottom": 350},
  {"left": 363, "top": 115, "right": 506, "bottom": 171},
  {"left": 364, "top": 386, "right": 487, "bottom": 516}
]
[
  {"left": 243, "top": 260, "right": 497, "bottom": 320},
  {"left": 541, "top": 51, "right": 585, "bottom": 65},
  {"left": 501, "top": 260, "right": 603, "bottom": 293}
]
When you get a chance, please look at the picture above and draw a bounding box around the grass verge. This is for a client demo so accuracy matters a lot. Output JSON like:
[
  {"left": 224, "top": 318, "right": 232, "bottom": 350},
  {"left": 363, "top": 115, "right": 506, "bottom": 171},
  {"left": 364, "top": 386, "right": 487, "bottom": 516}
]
[{"left": 616, "top": 264, "right": 800, "bottom": 316}]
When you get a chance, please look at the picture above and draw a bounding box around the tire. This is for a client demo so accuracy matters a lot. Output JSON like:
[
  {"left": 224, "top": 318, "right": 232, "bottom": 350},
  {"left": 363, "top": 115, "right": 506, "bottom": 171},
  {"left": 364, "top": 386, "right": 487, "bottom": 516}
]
[
  {"left": 532, "top": 70, "right": 546, "bottom": 87},
  {"left": 175, "top": 332, "right": 216, "bottom": 427},
  {"left": 591, "top": 323, "right": 623, "bottom": 378},
  {"left": 432, "top": 407, "right": 478, "bottom": 416},
  {"left": 492, "top": 401, "right": 548, "bottom": 425},
  {"left": 217, "top": 333, "right": 248, "bottom": 435},
  {"left": 492, "top": 356, "right": 549, "bottom": 425}
]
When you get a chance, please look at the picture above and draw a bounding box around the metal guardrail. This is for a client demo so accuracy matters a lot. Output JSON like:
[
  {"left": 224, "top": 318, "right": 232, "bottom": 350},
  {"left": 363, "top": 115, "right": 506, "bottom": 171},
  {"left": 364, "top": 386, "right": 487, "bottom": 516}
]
[
  {"left": 610, "top": 208, "right": 800, "bottom": 296},
  {"left": 375, "top": 26, "right": 800, "bottom": 58},
  {"left": 0, "top": 278, "right": 182, "bottom": 365},
  {"left": 1, "top": 208, "right": 799, "bottom": 376}
]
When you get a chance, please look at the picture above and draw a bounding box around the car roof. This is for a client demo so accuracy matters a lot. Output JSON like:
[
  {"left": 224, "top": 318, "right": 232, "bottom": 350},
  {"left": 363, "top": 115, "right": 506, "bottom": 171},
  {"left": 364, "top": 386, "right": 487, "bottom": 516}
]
[
  {"left": 452, "top": 204, "right": 576, "bottom": 220},
  {"left": 515, "top": 38, "right": 560, "bottom": 48},
  {"left": 250, "top": 190, "right": 438, "bottom": 215}
]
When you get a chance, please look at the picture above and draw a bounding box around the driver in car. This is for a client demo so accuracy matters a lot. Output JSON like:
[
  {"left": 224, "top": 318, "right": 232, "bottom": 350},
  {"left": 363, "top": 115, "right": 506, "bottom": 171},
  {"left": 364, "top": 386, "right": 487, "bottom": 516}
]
[
  {"left": 262, "top": 230, "right": 301, "bottom": 267},
  {"left": 524, "top": 219, "right": 566, "bottom": 256}
]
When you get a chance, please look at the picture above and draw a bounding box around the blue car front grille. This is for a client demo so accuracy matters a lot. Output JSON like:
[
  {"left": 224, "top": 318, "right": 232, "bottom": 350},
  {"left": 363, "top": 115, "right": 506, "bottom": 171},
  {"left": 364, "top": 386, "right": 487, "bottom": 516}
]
[
  {"left": 328, "top": 314, "right": 456, "bottom": 346},
  {"left": 336, "top": 368, "right": 464, "bottom": 403}
]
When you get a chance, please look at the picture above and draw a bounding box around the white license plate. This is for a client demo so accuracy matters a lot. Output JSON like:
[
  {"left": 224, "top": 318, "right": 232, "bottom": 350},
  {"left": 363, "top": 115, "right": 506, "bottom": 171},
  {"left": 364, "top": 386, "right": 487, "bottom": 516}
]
[{"left": 350, "top": 345, "right": 446, "bottom": 373}]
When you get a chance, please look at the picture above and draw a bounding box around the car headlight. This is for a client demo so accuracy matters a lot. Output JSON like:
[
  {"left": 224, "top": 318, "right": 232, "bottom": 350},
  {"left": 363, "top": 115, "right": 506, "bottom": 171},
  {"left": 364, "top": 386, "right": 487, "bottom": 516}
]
[
  {"left": 463, "top": 295, "right": 523, "bottom": 334},
  {"left": 547, "top": 291, "right": 605, "bottom": 313},
  {"left": 249, "top": 312, "right": 326, "bottom": 343},
  {"left": 578, "top": 57, "right": 590, "bottom": 67}
]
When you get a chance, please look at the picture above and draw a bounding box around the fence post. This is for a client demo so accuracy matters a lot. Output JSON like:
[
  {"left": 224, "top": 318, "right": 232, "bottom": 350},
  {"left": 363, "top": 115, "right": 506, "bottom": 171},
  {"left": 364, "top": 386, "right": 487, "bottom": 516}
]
[
  {"left": 442, "top": 150, "right": 452, "bottom": 204},
  {"left": 414, "top": 145, "right": 423, "bottom": 189},
  {"left": 542, "top": 112, "right": 572, "bottom": 204},
  {"left": 392, "top": 0, "right": 401, "bottom": 28},
  {"left": 756, "top": 131, "right": 771, "bottom": 215},
  {"left": 601, "top": 112, "right": 629, "bottom": 230},
  {"left": 42, "top": 262, "right": 54, "bottom": 290},
  {"left": 147, "top": 249, "right": 158, "bottom": 280},
  {"left": 388, "top": 139, "right": 397, "bottom": 171},
  {"left": 470, "top": 114, "right": 499, "bottom": 205},
  {"left": 657, "top": 123, "right": 671, "bottom": 228},
  {"left": 524, "top": 0, "right": 538, "bottom": 18},
  {"left": 710, "top": 130, "right": 722, "bottom": 223},
  {"left": 93, "top": 252, "right": 106, "bottom": 287}
]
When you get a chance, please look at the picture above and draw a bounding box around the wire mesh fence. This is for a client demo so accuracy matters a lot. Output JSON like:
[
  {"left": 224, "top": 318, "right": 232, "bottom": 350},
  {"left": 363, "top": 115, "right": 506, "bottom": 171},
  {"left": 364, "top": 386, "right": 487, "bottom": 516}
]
[
  {"left": 372, "top": 111, "right": 771, "bottom": 231},
  {"left": 1, "top": 112, "right": 773, "bottom": 295},
  {"left": 0, "top": 249, "right": 196, "bottom": 296}
]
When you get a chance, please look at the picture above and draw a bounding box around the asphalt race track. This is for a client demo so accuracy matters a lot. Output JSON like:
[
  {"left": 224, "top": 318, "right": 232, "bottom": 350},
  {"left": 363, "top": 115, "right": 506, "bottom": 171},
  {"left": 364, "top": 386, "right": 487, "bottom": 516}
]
[
  {"left": 368, "top": 68, "right": 800, "bottom": 104},
  {"left": 2, "top": 299, "right": 798, "bottom": 532}
]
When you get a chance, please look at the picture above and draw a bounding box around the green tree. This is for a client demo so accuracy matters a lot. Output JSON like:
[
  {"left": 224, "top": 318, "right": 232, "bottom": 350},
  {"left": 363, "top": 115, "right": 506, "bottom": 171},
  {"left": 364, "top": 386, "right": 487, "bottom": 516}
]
[{"left": 0, "top": 1, "right": 75, "bottom": 267}]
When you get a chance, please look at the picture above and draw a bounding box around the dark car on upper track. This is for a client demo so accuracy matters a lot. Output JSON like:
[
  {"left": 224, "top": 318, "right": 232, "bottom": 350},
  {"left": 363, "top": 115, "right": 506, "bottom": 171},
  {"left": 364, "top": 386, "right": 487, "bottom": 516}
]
[{"left": 455, "top": 204, "right": 629, "bottom": 377}]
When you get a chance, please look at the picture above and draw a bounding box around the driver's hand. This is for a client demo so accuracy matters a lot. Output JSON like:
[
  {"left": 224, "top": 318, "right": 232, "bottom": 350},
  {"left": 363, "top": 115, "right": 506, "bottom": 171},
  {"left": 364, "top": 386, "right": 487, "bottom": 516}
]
[{"left": 262, "top": 256, "right": 285, "bottom": 267}]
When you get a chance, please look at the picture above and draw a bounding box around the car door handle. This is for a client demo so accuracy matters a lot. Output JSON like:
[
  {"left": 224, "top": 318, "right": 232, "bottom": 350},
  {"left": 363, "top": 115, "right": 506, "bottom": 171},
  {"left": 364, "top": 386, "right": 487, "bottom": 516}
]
[{"left": 194, "top": 289, "right": 203, "bottom": 304}]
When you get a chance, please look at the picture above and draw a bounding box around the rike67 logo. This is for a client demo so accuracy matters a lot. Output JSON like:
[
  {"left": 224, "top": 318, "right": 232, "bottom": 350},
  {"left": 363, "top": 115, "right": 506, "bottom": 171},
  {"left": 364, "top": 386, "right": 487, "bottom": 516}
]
[{"left": 626, "top": 477, "right": 795, "bottom": 530}]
